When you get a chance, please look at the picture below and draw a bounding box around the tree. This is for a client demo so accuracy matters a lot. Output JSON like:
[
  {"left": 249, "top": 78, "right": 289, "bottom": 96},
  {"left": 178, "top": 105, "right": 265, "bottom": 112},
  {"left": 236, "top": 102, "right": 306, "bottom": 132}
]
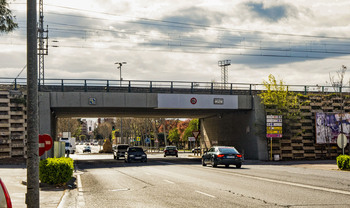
[
  {"left": 0, "top": 0, "right": 18, "bottom": 33},
  {"left": 258, "top": 74, "right": 299, "bottom": 118},
  {"left": 168, "top": 128, "right": 180, "bottom": 144},
  {"left": 57, "top": 118, "right": 81, "bottom": 139},
  {"left": 182, "top": 119, "right": 199, "bottom": 142},
  {"left": 95, "top": 122, "right": 112, "bottom": 140}
]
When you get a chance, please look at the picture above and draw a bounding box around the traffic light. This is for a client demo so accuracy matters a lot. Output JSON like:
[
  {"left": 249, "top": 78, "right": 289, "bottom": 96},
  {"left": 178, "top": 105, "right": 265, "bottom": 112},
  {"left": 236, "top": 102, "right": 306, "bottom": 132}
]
[{"left": 112, "top": 126, "right": 115, "bottom": 131}]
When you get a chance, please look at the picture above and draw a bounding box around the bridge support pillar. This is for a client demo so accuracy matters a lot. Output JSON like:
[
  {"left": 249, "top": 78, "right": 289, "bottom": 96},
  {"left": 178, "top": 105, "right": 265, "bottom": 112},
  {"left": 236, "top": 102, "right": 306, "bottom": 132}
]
[
  {"left": 39, "top": 92, "right": 55, "bottom": 158},
  {"left": 200, "top": 96, "right": 268, "bottom": 160}
]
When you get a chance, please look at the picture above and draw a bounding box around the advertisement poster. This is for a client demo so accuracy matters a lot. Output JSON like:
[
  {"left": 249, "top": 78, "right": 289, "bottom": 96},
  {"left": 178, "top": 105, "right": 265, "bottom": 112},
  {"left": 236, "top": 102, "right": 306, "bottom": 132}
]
[{"left": 315, "top": 113, "right": 350, "bottom": 144}]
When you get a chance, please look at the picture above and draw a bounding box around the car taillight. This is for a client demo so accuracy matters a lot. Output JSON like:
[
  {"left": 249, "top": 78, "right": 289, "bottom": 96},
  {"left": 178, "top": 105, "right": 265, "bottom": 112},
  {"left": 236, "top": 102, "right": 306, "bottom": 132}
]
[
  {"left": 175, "top": 150, "right": 178, "bottom": 152},
  {"left": 217, "top": 154, "right": 224, "bottom": 158},
  {"left": 0, "top": 179, "right": 12, "bottom": 208},
  {"left": 164, "top": 150, "right": 168, "bottom": 152},
  {"left": 237, "top": 154, "right": 242, "bottom": 158}
]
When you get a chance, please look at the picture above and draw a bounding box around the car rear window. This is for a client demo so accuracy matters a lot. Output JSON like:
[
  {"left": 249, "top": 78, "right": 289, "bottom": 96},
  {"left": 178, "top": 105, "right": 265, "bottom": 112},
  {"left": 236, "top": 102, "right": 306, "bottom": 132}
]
[
  {"left": 166, "top": 146, "right": 177, "bottom": 150},
  {"left": 129, "top": 148, "right": 143, "bottom": 152},
  {"left": 118, "top": 145, "right": 129, "bottom": 150},
  {"left": 219, "top": 147, "right": 239, "bottom": 154}
]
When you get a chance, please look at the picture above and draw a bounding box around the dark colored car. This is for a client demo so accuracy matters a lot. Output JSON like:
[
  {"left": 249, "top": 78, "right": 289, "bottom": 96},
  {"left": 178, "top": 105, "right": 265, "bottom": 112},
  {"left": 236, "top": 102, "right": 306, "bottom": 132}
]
[
  {"left": 0, "top": 178, "right": 12, "bottom": 208},
  {"left": 83, "top": 146, "right": 91, "bottom": 153},
  {"left": 113, "top": 144, "right": 129, "bottom": 160},
  {"left": 202, "top": 146, "right": 242, "bottom": 168},
  {"left": 164, "top": 146, "right": 178, "bottom": 157},
  {"left": 125, "top": 147, "right": 147, "bottom": 163}
]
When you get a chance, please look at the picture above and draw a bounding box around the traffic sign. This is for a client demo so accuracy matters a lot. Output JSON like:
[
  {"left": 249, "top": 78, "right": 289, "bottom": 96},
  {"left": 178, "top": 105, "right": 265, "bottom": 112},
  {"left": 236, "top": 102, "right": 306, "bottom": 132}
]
[
  {"left": 192, "top": 130, "right": 200, "bottom": 139},
  {"left": 145, "top": 137, "right": 151, "bottom": 144},
  {"left": 136, "top": 137, "right": 141, "bottom": 142},
  {"left": 266, "top": 115, "right": 282, "bottom": 138},
  {"left": 337, "top": 133, "right": 348, "bottom": 155},
  {"left": 39, "top": 134, "right": 53, "bottom": 156},
  {"left": 188, "top": 137, "right": 195, "bottom": 142},
  {"left": 266, "top": 134, "right": 282, "bottom": 138},
  {"left": 190, "top": 97, "right": 197, "bottom": 105}
]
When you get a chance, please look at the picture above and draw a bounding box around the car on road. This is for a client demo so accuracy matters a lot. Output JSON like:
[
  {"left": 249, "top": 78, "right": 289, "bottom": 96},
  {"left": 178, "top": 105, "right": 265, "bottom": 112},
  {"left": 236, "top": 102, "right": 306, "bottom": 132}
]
[
  {"left": 0, "top": 178, "right": 12, "bottom": 208},
  {"left": 202, "top": 146, "right": 242, "bottom": 168},
  {"left": 125, "top": 147, "right": 147, "bottom": 163},
  {"left": 113, "top": 144, "right": 129, "bottom": 160},
  {"left": 164, "top": 146, "right": 178, "bottom": 157},
  {"left": 83, "top": 146, "right": 91, "bottom": 153},
  {"left": 192, "top": 147, "right": 201, "bottom": 153}
]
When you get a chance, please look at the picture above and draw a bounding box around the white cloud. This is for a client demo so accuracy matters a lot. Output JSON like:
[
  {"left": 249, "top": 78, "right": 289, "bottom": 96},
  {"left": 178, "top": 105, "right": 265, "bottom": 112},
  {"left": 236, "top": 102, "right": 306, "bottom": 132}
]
[{"left": 2, "top": 0, "right": 350, "bottom": 87}]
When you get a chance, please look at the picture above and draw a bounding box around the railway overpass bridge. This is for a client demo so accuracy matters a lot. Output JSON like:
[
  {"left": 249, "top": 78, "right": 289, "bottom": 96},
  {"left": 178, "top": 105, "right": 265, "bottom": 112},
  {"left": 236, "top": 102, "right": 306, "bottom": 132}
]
[{"left": 4, "top": 77, "right": 347, "bottom": 160}]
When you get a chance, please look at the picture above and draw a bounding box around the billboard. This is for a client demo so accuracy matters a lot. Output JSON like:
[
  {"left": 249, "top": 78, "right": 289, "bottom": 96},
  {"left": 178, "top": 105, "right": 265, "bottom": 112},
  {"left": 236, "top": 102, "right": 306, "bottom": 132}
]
[{"left": 315, "top": 113, "right": 350, "bottom": 144}]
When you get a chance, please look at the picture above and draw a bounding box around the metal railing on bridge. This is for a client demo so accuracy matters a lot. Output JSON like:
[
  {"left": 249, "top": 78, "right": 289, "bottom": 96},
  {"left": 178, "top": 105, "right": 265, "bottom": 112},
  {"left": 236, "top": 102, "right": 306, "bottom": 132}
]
[{"left": 1, "top": 77, "right": 349, "bottom": 95}]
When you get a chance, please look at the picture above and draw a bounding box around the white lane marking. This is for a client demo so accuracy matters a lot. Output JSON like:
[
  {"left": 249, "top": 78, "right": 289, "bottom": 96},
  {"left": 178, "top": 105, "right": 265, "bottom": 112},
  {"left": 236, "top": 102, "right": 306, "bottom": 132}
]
[
  {"left": 226, "top": 171, "right": 350, "bottom": 196},
  {"left": 109, "top": 188, "right": 130, "bottom": 192},
  {"left": 163, "top": 179, "right": 175, "bottom": 184},
  {"left": 195, "top": 191, "right": 216, "bottom": 198}
]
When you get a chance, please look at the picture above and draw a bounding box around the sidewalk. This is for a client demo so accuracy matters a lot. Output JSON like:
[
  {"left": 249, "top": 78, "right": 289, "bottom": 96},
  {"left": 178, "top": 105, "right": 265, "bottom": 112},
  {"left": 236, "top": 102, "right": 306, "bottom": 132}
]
[{"left": 0, "top": 164, "right": 67, "bottom": 208}]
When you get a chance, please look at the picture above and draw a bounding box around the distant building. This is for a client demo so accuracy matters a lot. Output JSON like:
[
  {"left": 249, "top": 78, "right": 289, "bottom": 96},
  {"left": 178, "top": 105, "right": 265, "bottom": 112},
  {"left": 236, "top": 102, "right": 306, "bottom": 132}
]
[
  {"left": 81, "top": 119, "right": 88, "bottom": 136},
  {"left": 0, "top": 90, "right": 27, "bottom": 159}
]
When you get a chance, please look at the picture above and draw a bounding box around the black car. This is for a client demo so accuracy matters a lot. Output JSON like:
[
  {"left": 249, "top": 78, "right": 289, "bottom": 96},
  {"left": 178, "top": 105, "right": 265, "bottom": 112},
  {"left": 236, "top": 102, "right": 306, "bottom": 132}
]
[
  {"left": 164, "top": 146, "right": 178, "bottom": 157},
  {"left": 113, "top": 144, "right": 129, "bottom": 160},
  {"left": 125, "top": 147, "right": 147, "bottom": 163},
  {"left": 202, "top": 146, "right": 242, "bottom": 168},
  {"left": 83, "top": 146, "right": 91, "bottom": 153}
]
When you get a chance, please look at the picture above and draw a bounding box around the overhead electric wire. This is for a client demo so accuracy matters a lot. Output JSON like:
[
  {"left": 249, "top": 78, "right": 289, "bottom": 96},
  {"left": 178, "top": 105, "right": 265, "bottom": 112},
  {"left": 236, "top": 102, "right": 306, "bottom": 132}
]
[
  {"left": 42, "top": 4, "right": 350, "bottom": 41},
  {"left": 10, "top": 2, "right": 350, "bottom": 41},
  {"left": 6, "top": 1, "right": 350, "bottom": 60}
]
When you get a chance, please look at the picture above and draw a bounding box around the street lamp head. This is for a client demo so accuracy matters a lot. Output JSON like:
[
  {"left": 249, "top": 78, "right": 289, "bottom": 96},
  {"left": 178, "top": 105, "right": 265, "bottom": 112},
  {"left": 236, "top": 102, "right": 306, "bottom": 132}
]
[{"left": 115, "top": 62, "right": 127, "bottom": 66}]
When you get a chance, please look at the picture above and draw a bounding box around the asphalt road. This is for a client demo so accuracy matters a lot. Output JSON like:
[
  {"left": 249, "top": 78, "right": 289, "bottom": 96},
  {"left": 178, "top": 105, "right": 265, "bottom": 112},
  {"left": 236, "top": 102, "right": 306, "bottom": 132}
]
[{"left": 61, "top": 151, "right": 350, "bottom": 208}]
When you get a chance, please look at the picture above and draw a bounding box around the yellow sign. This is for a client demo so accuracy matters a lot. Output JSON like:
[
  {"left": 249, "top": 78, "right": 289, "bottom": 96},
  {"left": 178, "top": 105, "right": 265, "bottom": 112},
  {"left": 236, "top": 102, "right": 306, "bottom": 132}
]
[
  {"left": 266, "top": 126, "right": 282, "bottom": 130},
  {"left": 266, "top": 130, "right": 282, "bottom": 134},
  {"left": 136, "top": 137, "right": 141, "bottom": 142}
]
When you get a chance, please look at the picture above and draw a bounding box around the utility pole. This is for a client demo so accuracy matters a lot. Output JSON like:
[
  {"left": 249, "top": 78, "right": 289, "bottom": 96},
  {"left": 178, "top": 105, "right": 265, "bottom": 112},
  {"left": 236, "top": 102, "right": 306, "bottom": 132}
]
[
  {"left": 115, "top": 62, "right": 126, "bottom": 143},
  {"left": 38, "top": 0, "right": 48, "bottom": 88},
  {"left": 163, "top": 119, "right": 168, "bottom": 146},
  {"left": 27, "top": 0, "right": 39, "bottom": 207},
  {"left": 218, "top": 60, "right": 231, "bottom": 89}
]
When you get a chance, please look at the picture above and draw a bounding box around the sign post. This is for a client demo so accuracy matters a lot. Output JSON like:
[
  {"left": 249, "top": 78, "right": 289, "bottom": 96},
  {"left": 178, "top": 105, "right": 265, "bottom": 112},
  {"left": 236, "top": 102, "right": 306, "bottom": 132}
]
[
  {"left": 266, "top": 115, "right": 282, "bottom": 161},
  {"left": 192, "top": 130, "right": 200, "bottom": 155}
]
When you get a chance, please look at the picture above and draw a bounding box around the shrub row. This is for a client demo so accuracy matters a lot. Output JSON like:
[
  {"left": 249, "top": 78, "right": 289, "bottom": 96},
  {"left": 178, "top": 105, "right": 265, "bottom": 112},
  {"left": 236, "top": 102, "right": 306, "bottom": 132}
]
[
  {"left": 39, "top": 157, "right": 74, "bottom": 185},
  {"left": 336, "top": 155, "right": 350, "bottom": 170}
]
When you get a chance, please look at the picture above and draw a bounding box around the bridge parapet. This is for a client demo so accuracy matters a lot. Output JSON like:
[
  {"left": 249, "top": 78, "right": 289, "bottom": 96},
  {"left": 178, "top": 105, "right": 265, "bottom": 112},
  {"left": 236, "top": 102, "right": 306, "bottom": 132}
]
[{"left": 1, "top": 77, "right": 349, "bottom": 95}]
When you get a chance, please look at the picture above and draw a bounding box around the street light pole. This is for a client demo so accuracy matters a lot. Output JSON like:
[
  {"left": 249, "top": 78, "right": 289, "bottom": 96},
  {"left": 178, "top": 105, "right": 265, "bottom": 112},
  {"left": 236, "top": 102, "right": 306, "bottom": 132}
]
[
  {"left": 114, "top": 62, "right": 127, "bottom": 87},
  {"left": 114, "top": 62, "right": 127, "bottom": 143}
]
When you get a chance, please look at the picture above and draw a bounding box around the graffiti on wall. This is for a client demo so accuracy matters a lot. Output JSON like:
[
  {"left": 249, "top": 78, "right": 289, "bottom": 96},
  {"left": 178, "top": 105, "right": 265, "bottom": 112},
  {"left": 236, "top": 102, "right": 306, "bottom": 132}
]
[{"left": 315, "top": 113, "right": 350, "bottom": 144}]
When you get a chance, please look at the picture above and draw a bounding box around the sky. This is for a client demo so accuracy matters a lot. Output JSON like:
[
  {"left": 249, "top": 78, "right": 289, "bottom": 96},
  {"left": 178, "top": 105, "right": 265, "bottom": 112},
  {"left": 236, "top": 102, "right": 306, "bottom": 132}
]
[{"left": 2, "top": 0, "right": 350, "bottom": 86}]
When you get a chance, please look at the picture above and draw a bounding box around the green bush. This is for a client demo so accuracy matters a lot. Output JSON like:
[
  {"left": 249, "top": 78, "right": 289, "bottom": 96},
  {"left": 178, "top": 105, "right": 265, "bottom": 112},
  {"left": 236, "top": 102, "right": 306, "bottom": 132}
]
[
  {"left": 39, "top": 157, "right": 74, "bottom": 185},
  {"left": 336, "top": 155, "right": 350, "bottom": 170}
]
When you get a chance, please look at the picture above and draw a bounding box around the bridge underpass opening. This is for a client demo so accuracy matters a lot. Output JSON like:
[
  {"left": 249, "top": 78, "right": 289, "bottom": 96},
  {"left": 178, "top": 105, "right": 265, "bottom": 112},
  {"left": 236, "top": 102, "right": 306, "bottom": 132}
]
[{"left": 39, "top": 92, "right": 268, "bottom": 160}]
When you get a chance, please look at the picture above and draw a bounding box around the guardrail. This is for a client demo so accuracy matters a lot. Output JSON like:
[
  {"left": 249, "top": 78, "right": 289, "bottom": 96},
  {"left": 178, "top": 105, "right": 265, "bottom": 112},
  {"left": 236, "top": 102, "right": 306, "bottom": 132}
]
[{"left": 1, "top": 77, "right": 349, "bottom": 95}]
